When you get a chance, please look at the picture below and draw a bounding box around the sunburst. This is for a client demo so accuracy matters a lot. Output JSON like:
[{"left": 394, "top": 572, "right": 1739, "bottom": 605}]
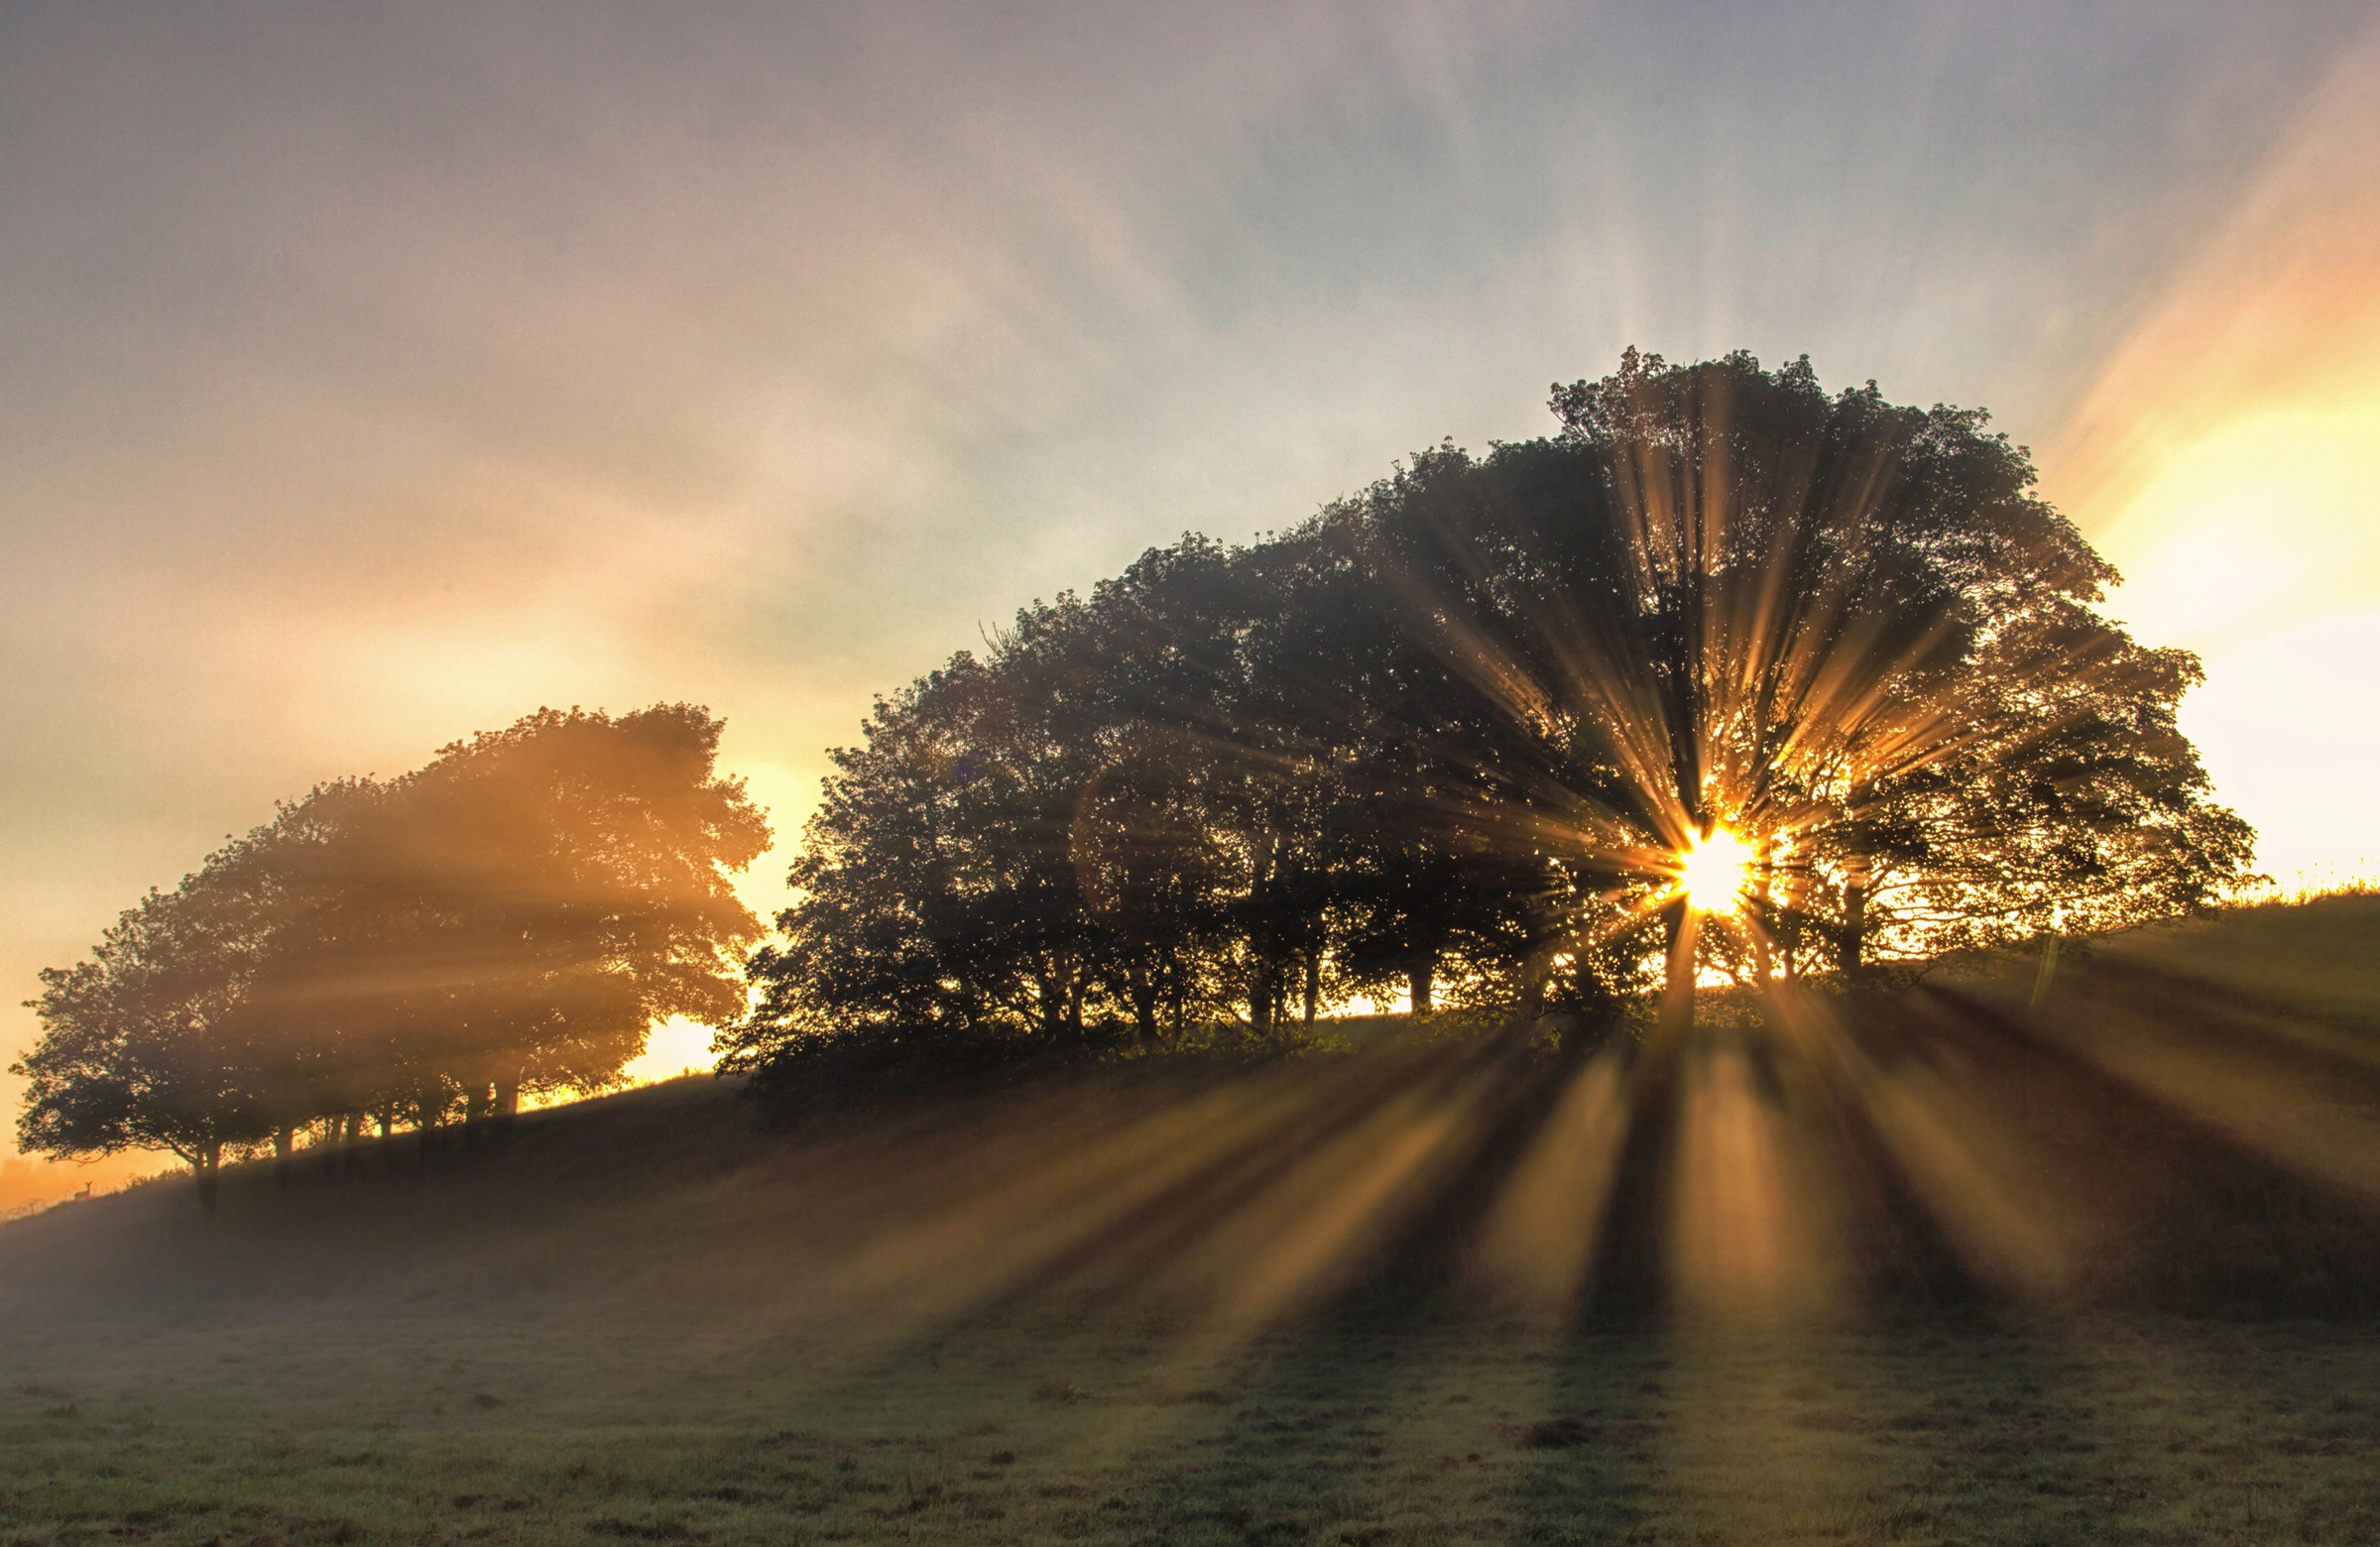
[{"left": 1675, "top": 828, "right": 1754, "bottom": 916}]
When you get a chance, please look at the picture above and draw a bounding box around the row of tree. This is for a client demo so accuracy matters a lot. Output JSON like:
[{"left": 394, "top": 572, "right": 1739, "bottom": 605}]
[
  {"left": 13, "top": 706, "right": 767, "bottom": 1203},
  {"left": 14, "top": 351, "right": 2254, "bottom": 1189},
  {"left": 718, "top": 350, "right": 2250, "bottom": 1083}
]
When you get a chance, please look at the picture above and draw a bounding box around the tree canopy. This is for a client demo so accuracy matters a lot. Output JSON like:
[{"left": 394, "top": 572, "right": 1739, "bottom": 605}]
[
  {"left": 723, "top": 351, "right": 2250, "bottom": 1093},
  {"left": 13, "top": 352, "right": 2256, "bottom": 1168},
  {"left": 14, "top": 704, "right": 768, "bottom": 1203}
]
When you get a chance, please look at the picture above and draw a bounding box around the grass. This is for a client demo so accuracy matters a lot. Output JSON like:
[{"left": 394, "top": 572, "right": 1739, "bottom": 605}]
[
  {"left": 2099, "top": 891, "right": 2380, "bottom": 1030},
  {"left": 11, "top": 1305, "right": 2380, "bottom": 1544},
  {"left": 4, "top": 894, "right": 2380, "bottom": 1545}
]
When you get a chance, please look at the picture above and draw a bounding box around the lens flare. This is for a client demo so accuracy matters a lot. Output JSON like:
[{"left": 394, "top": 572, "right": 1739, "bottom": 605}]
[{"left": 1677, "top": 828, "right": 1753, "bottom": 915}]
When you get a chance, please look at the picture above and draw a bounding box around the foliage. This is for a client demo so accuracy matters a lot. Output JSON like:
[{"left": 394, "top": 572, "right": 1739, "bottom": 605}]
[
  {"left": 13, "top": 704, "right": 768, "bottom": 1191},
  {"left": 727, "top": 351, "right": 2249, "bottom": 1092},
  {"left": 1368, "top": 349, "right": 2255, "bottom": 970}
]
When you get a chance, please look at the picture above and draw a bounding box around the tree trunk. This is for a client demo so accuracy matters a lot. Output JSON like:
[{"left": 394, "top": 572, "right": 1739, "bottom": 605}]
[
  {"left": 1839, "top": 877, "right": 1867, "bottom": 975},
  {"left": 495, "top": 1075, "right": 522, "bottom": 1119},
  {"left": 1128, "top": 962, "right": 1159, "bottom": 1047},
  {"left": 1408, "top": 954, "right": 1436, "bottom": 1017},
  {"left": 1518, "top": 944, "right": 1554, "bottom": 1022},
  {"left": 1752, "top": 865, "right": 1774, "bottom": 987},
  {"left": 194, "top": 1141, "right": 221, "bottom": 1218},
  {"left": 1662, "top": 899, "right": 1698, "bottom": 1035},
  {"left": 1302, "top": 950, "right": 1321, "bottom": 1028},
  {"left": 461, "top": 1083, "right": 489, "bottom": 1154},
  {"left": 273, "top": 1125, "right": 295, "bottom": 1189}
]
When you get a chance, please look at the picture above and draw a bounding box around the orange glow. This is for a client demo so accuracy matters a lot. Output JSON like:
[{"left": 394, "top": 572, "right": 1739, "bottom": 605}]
[
  {"left": 1676, "top": 828, "right": 1754, "bottom": 915},
  {"left": 2041, "top": 25, "right": 2380, "bottom": 887}
]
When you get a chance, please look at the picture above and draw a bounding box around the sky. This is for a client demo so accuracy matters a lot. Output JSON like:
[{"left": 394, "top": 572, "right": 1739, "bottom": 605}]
[{"left": 6, "top": 1, "right": 2379, "bottom": 1203}]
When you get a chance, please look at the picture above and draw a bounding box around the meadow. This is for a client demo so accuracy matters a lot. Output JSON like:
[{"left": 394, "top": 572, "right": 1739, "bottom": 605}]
[{"left": 5, "top": 894, "right": 2380, "bottom": 1546}]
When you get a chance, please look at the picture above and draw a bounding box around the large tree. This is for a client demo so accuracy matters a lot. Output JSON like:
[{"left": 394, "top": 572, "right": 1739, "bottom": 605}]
[
  {"left": 1347, "top": 350, "right": 2251, "bottom": 991},
  {"left": 728, "top": 350, "right": 2250, "bottom": 1098}
]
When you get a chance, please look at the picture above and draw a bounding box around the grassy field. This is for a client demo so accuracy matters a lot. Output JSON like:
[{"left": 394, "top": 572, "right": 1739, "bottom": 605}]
[{"left": 5, "top": 894, "right": 2380, "bottom": 1545}]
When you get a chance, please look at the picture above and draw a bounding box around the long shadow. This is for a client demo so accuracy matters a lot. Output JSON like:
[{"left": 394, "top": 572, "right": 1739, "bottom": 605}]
[
  {"left": 1577, "top": 1031, "right": 1678, "bottom": 1326},
  {"left": 1579, "top": 1004, "right": 1979, "bottom": 1329},
  {"left": 1912, "top": 982, "right": 2380, "bottom": 1316},
  {"left": 966, "top": 1027, "right": 1656, "bottom": 1524},
  {"left": 1345, "top": 1026, "right": 1597, "bottom": 1292},
  {"left": 1071, "top": 1026, "right": 1668, "bottom": 1538},
  {"left": 697, "top": 979, "right": 2380, "bottom": 1537},
  {"left": 977, "top": 1026, "right": 1547, "bottom": 1314},
  {"left": 1079, "top": 1253, "right": 1664, "bottom": 1543},
  {"left": 1791, "top": 999, "right": 1979, "bottom": 1310},
  {"left": 2067, "top": 951, "right": 2380, "bottom": 1083},
  {"left": 724, "top": 1023, "right": 1654, "bottom": 1539}
]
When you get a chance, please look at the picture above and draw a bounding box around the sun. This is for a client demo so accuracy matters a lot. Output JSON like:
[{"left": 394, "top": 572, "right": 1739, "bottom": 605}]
[{"left": 1676, "top": 828, "right": 1754, "bottom": 915}]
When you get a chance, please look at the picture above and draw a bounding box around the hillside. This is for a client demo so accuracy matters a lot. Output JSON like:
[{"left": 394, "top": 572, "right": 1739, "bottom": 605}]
[{"left": 4, "top": 894, "right": 2380, "bottom": 1545}]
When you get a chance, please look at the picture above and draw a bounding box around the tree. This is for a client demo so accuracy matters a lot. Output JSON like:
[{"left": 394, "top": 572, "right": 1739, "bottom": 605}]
[
  {"left": 1352, "top": 350, "right": 2251, "bottom": 1002},
  {"left": 727, "top": 349, "right": 2250, "bottom": 1102},
  {"left": 16, "top": 704, "right": 770, "bottom": 1201},
  {"left": 342, "top": 704, "right": 772, "bottom": 1118},
  {"left": 1317, "top": 444, "right": 1628, "bottom": 1016},
  {"left": 15, "top": 836, "right": 290, "bottom": 1212}
]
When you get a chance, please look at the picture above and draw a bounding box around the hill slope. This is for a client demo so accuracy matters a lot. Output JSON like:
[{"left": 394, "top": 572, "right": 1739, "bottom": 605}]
[{"left": 3, "top": 894, "right": 2380, "bottom": 1546}]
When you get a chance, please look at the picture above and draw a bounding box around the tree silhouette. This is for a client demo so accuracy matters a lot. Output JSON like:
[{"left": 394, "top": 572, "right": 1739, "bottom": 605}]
[
  {"left": 727, "top": 351, "right": 2249, "bottom": 1087},
  {"left": 15, "top": 704, "right": 768, "bottom": 1201},
  {"left": 14, "top": 856, "right": 280, "bottom": 1212}
]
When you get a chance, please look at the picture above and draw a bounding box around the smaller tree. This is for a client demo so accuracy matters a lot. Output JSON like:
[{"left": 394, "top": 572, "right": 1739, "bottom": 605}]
[
  {"left": 352, "top": 704, "right": 772, "bottom": 1117},
  {"left": 15, "top": 861, "right": 279, "bottom": 1212},
  {"left": 16, "top": 704, "right": 771, "bottom": 1204}
]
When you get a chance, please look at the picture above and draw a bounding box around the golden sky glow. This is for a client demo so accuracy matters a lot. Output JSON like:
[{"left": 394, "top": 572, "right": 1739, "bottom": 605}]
[
  {"left": 2043, "top": 18, "right": 2380, "bottom": 890},
  {"left": 5, "top": 3, "right": 2380, "bottom": 1204}
]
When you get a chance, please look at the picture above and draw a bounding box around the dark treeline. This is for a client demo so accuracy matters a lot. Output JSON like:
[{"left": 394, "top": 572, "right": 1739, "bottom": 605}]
[
  {"left": 720, "top": 350, "right": 2250, "bottom": 1092},
  {"left": 13, "top": 705, "right": 768, "bottom": 1206}
]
